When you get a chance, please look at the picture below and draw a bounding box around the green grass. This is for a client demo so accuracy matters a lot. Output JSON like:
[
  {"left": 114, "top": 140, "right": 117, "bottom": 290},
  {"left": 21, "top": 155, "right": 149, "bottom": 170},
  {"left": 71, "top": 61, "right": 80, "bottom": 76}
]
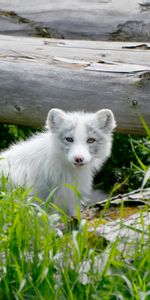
[
  {"left": 0, "top": 179, "right": 150, "bottom": 300},
  {"left": 1, "top": 123, "right": 150, "bottom": 299}
]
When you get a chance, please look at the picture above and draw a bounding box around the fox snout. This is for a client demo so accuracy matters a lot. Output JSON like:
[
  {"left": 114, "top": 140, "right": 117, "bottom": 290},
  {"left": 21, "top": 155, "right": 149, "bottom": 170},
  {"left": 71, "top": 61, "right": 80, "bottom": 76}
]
[
  {"left": 73, "top": 155, "right": 84, "bottom": 166},
  {"left": 68, "top": 143, "right": 92, "bottom": 167},
  {"left": 68, "top": 148, "right": 91, "bottom": 166}
]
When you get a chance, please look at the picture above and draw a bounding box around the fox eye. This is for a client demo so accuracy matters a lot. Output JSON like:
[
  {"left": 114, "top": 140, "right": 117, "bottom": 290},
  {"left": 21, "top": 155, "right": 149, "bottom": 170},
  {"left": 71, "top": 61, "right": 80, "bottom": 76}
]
[
  {"left": 65, "top": 137, "right": 74, "bottom": 143},
  {"left": 87, "top": 138, "right": 96, "bottom": 144}
]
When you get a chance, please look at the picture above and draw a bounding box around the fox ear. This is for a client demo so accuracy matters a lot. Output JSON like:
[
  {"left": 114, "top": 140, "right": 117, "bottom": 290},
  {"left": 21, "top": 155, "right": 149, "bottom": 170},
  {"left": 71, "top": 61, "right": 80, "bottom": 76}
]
[
  {"left": 46, "top": 108, "right": 66, "bottom": 131},
  {"left": 96, "top": 109, "right": 116, "bottom": 133}
]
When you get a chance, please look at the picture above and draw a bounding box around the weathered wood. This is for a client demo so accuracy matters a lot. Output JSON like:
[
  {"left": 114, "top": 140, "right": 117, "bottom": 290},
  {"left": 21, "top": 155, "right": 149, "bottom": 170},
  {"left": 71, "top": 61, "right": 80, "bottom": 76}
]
[
  {"left": 82, "top": 188, "right": 150, "bottom": 257},
  {"left": 0, "top": 35, "right": 150, "bottom": 134},
  {"left": 0, "top": 0, "right": 150, "bottom": 41}
]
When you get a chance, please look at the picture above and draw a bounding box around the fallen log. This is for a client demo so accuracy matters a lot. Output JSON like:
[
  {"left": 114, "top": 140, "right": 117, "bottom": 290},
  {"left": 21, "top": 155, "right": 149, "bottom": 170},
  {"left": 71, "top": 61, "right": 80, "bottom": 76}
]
[
  {"left": 0, "top": 0, "right": 150, "bottom": 41},
  {"left": 0, "top": 35, "right": 150, "bottom": 134}
]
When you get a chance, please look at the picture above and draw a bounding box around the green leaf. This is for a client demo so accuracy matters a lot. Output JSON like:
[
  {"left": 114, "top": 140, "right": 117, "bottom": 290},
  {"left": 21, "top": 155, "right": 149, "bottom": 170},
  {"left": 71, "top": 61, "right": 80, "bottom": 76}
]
[
  {"left": 138, "top": 113, "right": 150, "bottom": 136},
  {"left": 142, "top": 167, "right": 150, "bottom": 188},
  {"left": 130, "top": 139, "right": 147, "bottom": 171}
]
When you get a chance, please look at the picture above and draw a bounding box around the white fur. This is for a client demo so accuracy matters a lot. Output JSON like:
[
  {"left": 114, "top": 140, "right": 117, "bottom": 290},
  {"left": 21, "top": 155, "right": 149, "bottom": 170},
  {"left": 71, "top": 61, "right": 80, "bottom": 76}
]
[{"left": 0, "top": 109, "right": 116, "bottom": 215}]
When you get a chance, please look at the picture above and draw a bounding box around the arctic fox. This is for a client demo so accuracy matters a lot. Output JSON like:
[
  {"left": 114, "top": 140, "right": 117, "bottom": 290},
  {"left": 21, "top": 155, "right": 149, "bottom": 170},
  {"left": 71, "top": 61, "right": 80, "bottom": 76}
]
[{"left": 0, "top": 108, "right": 116, "bottom": 216}]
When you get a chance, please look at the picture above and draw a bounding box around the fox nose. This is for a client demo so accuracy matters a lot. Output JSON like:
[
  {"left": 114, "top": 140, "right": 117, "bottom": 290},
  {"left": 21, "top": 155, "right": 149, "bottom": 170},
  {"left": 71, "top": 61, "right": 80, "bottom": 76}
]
[{"left": 74, "top": 155, "right": 84, "bottom": 165}]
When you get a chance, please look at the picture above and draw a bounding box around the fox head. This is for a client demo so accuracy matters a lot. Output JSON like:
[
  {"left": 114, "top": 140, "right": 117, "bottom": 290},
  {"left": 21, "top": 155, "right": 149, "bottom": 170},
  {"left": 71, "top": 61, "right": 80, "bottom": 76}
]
[{"left": 46, "top": 108, "right": 116, "bottom": 168}]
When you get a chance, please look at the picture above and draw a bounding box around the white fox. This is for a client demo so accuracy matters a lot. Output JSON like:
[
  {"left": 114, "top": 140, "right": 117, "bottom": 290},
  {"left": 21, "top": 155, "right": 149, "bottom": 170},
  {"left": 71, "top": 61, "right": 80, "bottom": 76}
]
[{"left": 0, "top": 108, "right": 116, "bottom": 216}]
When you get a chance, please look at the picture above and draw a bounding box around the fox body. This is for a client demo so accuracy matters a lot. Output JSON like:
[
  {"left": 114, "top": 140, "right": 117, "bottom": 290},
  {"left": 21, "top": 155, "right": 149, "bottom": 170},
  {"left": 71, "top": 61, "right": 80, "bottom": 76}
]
[{"left": 0, "top": 108, "right": 116, "bottom": 215}]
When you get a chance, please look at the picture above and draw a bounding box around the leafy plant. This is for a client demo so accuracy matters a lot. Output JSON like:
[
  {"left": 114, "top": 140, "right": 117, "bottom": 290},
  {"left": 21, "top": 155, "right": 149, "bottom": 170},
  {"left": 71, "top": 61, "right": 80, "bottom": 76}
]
[
  {"left": 130, "top": 117, "right": 150, "bottom": 189},
  {"left": 0, "top": 124, "right": 39, "bottom": 150},
  {"left": 94, "top": 133, "right": 150, "bottom": 194}
]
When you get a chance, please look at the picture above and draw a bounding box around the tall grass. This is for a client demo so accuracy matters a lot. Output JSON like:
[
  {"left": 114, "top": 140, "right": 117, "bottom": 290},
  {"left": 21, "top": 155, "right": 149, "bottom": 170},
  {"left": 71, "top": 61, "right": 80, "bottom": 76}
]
[
  {"left": 0, "top": 178, "right": 150, "bottom": 300},
  {"left": 0, "top": 121, "right": 150, "bottom": 299}
]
